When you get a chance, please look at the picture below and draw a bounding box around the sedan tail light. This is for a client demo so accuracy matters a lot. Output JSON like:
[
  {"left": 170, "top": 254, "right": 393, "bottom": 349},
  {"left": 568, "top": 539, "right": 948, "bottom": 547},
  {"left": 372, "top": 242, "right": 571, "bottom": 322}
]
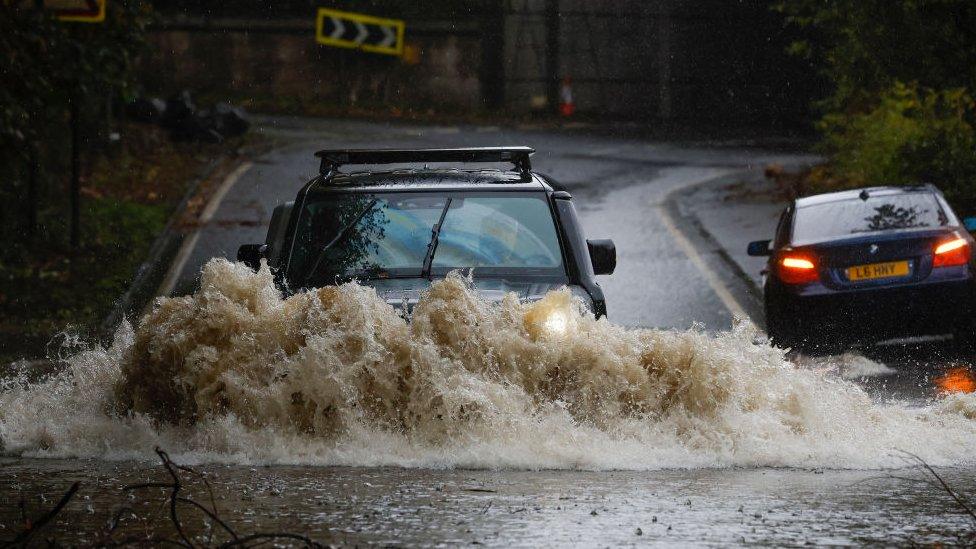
[
  {"left": 777, "top": 254, "right": 819, "bottom": 284},
  {"left": 933, "top": 236, "right": 971, "bottom": 268}
]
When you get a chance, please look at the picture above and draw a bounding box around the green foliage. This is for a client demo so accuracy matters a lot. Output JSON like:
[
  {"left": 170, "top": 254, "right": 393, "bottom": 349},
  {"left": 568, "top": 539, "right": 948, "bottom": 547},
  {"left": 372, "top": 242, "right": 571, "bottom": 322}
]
[
  {"left": 0, "top": 196, "right": 168, "bottom": 362},
  {"left": 81, "top": 198, "right": 168, "bottom": 305},
  {"left": 0, "top": 2, "right": 152, "bottom": 148},
  {"left": 822, "top": 83, "right": 976, "bottom": 200},
  {"left": 85, "top": 198, "right": 167, "bottom": 254},
  {"left": 777, "top": 0, "right": 976, "bottom": 201},
  {"left": 0, "top": 1, "right": 153, "bottom": 253},
  {"left": 0, "top": 4, "right": 157, "bottom": 360},
  {"left": 775, "top": 0, "right": 976, "bottom": 112}
]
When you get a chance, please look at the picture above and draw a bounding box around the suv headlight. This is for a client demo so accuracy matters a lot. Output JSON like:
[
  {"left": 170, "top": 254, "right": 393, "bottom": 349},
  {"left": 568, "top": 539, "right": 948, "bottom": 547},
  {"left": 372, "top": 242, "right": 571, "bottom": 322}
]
[{"left": 542, "top": 309, "right": 569, "bottom": 335}]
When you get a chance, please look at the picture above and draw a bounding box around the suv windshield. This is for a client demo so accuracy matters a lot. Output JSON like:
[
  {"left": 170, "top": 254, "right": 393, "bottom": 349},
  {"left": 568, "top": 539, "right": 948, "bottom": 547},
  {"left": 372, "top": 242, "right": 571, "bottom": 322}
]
[
  {"left": 289, "top": 192, "right": 565, "bottom": 286},
  {"left": 792, "top": 192, "right": 952, "bottom": 245}
]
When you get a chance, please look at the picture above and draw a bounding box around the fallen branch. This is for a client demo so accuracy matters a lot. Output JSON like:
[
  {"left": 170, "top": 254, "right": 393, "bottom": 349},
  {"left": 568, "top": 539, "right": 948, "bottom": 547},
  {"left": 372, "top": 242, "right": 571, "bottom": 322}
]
[
  {"left": 898, "top": 450, "right": 976, "bottom": 525},
  {"left": 2, "top": 447, "right": 326, "bottom": 548},
  {"left": 5, "top": 481, "right": 80, "bottom": 547},
  {"left": 119, "top": 447, "right": 324, "bottom": 548}
]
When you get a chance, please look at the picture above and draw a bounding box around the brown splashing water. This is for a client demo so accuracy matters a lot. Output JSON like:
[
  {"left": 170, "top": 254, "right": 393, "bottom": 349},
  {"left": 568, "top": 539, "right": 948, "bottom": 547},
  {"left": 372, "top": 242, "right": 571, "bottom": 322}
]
[{"left": 2, "top": 259, "right": 976, "bottom": 469}]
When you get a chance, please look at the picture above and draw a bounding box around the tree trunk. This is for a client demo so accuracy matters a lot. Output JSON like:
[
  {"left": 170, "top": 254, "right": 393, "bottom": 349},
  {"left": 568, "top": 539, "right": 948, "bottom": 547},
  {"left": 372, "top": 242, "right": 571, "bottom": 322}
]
[{"left": 69, "top": 97, "right": 81, "bottom": 249}]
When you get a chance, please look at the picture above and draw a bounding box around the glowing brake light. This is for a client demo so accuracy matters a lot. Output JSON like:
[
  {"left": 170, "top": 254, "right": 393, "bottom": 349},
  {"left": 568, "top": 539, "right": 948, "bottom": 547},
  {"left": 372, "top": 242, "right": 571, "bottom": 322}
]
[
  {"left": 933, "top": 236, "right": 971, "bottom": 268},
  {"left": 777, "top": 254, "right": 819, "bottom": 284},
  {"left": 781, "top": 257, "right": 814, "bottom": 269}
]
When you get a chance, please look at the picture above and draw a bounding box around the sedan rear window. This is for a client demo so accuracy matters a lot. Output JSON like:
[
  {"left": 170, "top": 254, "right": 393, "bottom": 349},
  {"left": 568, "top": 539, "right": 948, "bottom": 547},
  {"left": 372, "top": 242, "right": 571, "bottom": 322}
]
[{"left": 792, "top": 193, "right": 951, "bottom": 244}]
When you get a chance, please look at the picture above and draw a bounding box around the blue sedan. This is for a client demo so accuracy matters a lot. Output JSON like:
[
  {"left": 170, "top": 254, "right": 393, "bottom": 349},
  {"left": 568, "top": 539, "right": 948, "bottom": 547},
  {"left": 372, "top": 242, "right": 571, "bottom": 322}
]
[{"left": 748, "top": 185, "right": 976, "bottom": 350}]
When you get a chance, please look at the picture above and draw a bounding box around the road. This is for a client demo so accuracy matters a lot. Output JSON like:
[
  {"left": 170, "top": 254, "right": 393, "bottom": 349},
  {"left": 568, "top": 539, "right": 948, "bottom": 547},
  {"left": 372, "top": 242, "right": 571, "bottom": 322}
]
[
  {"left": 3, "top": 457, "right": 974, "bottom": 546},
  {"left": 163, "top": 116, "right": 813, "bottom": 330}
]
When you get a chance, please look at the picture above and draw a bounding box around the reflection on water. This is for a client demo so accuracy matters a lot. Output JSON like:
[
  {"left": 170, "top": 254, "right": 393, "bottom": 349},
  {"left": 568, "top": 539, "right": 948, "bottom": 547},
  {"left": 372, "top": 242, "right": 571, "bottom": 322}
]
[
  {"left": 935, "top": 366, "right": 976, "bottom": 394},
  {"left": 2, "top": 459, "right": 975, "bottom": 547}
]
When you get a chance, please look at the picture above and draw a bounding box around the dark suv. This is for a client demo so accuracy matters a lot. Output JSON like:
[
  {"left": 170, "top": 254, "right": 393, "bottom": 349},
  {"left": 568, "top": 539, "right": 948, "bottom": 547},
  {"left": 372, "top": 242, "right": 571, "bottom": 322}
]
[{"left": 238, "top": 147, "right": 616, "bottom": 316}]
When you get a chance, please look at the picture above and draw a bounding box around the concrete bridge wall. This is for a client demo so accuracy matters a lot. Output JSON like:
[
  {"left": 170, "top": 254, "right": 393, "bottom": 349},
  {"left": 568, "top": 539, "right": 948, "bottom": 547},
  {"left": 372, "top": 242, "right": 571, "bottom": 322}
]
[{"left": 143, "top": 1, "right": 814, "bottom": 125}]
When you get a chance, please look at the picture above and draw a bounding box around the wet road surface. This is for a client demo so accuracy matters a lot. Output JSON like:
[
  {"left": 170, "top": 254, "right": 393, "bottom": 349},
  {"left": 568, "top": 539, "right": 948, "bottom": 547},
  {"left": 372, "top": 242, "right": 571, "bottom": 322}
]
[{"left": 3, "top": 458, "right": 974, "bottom": 546}]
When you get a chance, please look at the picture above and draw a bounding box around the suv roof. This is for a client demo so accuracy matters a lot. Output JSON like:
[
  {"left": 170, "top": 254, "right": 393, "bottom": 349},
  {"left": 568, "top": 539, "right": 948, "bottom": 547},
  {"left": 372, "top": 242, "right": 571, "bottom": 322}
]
[
  {"left": 310, "top": 169, "right": 551, "bottom": 193},
  {"left": 307, "top": 147, "right": 566, "bottom": 193},
  {"left": 795, "top": 185, "right": 939, "bottom": 208},
  {"left": 316, "top": 146, "right": 533, "bottom": 174}
]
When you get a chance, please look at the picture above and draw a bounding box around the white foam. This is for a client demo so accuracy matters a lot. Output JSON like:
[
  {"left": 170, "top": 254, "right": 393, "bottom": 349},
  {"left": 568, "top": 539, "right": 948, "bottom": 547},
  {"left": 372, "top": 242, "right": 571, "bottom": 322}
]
[
  {"left": 1, "top": 259, "right": 974, "bottom": 470},
  {"left": 795, "top": 352, "right": 896, "bottom": 380}
]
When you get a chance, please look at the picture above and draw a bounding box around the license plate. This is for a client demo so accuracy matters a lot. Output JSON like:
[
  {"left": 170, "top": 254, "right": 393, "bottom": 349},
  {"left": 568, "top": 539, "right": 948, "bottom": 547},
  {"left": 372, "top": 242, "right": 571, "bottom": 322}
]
[{"left": 846, "top": 260, "right": 910, "bottom": 281}]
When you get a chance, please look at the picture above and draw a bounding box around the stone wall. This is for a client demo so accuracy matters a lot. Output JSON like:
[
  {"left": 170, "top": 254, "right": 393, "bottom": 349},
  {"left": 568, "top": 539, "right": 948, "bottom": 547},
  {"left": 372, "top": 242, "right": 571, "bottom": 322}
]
[
  {"left": 143, "top": 23, "right": 483, "bottom": 112},
  {"left": 501, "top": 0, "right": 814, "bottom": 123},
  {"left": 141, "top": 2, "right": 815, "bottom": 125}
]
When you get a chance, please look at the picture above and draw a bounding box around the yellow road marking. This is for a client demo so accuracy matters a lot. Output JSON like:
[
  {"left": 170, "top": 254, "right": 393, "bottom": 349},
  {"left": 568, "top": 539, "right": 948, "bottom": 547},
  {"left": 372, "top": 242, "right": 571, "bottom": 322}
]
[
  {"left": 156, "top": 161, "right": 253, "bottom": 297},
  {"left": 657, "top": 204, "right": 749, "bottom": 320}
]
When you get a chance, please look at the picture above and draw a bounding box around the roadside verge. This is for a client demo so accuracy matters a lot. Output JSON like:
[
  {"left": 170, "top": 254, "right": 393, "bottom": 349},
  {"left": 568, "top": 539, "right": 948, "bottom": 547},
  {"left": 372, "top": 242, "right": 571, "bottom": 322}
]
[{"left": 98, "top": 155, "right": 258, "bottom": 342}]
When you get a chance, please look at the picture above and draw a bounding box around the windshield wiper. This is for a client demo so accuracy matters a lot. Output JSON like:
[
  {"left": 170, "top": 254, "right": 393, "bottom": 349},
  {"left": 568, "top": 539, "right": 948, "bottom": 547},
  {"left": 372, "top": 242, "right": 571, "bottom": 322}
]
[
  {"left": 302, "top": 199, "right": 378, "bottom": 286},
  {"left": 421, "top": 197, "right": 452, "bottom": 279}
]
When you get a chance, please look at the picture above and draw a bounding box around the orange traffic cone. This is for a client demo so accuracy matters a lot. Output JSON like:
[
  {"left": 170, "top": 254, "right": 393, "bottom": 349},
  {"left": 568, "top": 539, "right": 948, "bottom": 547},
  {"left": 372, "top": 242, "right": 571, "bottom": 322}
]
[{"left": 559, "top": 76, "right": 575, "bottom": 117}]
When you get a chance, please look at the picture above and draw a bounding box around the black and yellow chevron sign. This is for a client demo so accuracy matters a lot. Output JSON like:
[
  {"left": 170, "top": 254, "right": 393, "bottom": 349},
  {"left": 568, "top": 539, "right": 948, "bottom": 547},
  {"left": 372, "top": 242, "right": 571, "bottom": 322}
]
[
  {"left": 315, "top": 8, "right": 405, "bottom": 56},
  {"left": 6, "top": 0, "right": 105, "bottom": 22}
]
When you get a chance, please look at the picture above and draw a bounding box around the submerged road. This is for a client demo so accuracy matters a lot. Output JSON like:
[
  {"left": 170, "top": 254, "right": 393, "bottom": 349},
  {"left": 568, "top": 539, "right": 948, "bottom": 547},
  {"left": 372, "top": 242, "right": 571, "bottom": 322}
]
[
  {"left": 2, "top": 458, "right": 974, "bottom": 546},
  {"left": 163, "top": 116, "right": 814, "bottom": 331}
]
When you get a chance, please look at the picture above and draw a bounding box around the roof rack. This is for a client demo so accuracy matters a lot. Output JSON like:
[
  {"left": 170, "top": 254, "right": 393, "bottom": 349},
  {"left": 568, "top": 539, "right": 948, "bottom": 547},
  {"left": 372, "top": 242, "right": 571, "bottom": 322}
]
[{"left": 314, "top": 147, "right": 535, "bottom": 181}]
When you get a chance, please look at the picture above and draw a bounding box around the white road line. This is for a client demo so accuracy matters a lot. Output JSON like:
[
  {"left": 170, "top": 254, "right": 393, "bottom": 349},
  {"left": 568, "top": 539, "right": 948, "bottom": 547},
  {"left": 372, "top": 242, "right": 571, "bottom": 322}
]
[
  {"left": 156, "top": 232, "right": 201, "bottom": 298},
  {"left": 156, "top": 161, "right": 254, "bottom": 297},
  {"left": 657, "top": 203, "right": 749, "bottom": 320},
  {"left": 201, "top": 161, "right": 253, "bottom": 222}
]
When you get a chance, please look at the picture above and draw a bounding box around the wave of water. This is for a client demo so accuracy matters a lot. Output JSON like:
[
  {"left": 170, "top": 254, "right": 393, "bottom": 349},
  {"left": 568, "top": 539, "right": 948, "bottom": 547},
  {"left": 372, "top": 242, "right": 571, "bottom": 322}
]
[{"left": 1, "top": 259, "right": 975, "bottom": 470}]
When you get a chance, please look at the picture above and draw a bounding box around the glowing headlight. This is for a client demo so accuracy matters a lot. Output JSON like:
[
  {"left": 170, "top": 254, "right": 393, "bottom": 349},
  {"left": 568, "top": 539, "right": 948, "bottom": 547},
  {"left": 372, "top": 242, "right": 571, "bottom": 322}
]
[
  {"left": 522, "top": 290, "right": 575, "bottom": 339},
  {"left": 542, "top": 310, "right": 568, "bottom": 335}
]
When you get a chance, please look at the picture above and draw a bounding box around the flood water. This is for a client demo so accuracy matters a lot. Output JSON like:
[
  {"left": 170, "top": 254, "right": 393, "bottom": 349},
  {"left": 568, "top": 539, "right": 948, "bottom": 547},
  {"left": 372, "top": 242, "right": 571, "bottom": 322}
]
[
  {"left": 2, "top": 260, "right": 976, "bottom": 545},
  {"left": 2, "top": 458, "right": 975, "bottom": 546}
]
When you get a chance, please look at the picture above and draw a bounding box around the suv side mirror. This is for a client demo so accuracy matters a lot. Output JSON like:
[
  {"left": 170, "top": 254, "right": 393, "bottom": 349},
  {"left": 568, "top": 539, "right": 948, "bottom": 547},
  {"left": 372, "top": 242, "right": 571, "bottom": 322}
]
[
  {"left": 587, "top": 239, "right": 616, "bottom": 275},
  {"left": 747, "top": 239, "right": 772, "bottom": 256},
  {"left": 237, "top": 244, "right": 267, "bottom": 271},
  {"left": 964, "top": 217, "right": 976, "bottom": 232}
]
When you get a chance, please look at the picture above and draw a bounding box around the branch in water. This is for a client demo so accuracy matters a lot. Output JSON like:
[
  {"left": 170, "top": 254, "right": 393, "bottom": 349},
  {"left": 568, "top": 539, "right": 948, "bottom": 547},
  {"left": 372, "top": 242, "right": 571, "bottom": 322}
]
[
  {"left": 3, "top": 447, "right": 326, "bottom": 547},
  {"left": 898, "top": 450, "right": 976, "bottom": 525},
  {"left": 6, "top": 481, "right": 80, "bottom": 546}
]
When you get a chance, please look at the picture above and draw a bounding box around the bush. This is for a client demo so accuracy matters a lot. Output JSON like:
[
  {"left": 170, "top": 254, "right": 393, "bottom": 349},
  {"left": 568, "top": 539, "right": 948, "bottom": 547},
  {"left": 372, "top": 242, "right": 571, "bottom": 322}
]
[
  {"left": 775, "top": 0, "right": 976, "bottom": 112},
  {"left": 0, "top": 194, "right": 168, "bottom": 361},
  {"left": 0, "top": 2, "right": 152, "bottom": 252},
  {"left": 819, "top": 83, "right": 976, "bottom": 202},
  {"left": 776, "top": 1, "right": 976, "bottom": 206}
]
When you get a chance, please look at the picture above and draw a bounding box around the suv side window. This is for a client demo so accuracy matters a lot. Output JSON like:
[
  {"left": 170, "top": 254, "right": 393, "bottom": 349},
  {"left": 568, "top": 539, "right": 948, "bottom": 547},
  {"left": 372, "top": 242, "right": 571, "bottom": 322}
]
[
  {"left": 774, "top": 206, "right": 793, "bottom": 248},
  {"left": 553, "top": 198, "right": 594, "bottom": 279}
]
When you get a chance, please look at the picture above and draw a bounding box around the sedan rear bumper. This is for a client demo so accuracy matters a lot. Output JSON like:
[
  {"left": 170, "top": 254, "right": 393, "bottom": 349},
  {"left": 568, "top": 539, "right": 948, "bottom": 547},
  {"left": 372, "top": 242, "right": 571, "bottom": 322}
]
[{"left": 770, "top": 279, "right": 975, "bottom": 341}]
